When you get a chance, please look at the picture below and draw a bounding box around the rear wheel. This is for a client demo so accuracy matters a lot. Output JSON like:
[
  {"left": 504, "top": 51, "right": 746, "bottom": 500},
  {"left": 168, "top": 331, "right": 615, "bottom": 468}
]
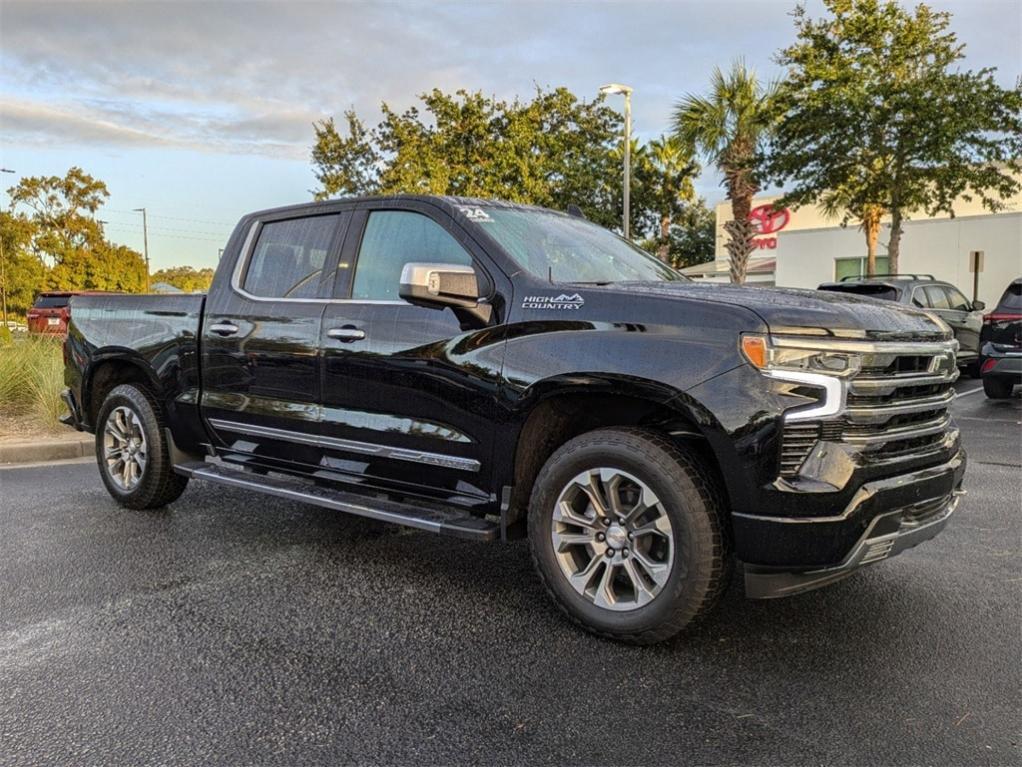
[
  {"left": 983, "top": 376, "right": 1015, "bottom": 399},
  {"left": 95, "top": 384, "right": 188, "bottom": 509},
  {"left": 528, "top": 428, "right": 731, "bottom": 645}
]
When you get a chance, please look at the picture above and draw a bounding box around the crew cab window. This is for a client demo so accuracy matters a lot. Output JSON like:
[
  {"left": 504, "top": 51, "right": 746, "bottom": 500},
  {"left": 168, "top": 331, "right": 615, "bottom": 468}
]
[
  {"left": 922, "top": 286, "right": 950, "bottom": 309},
  {"left": 243, "top": 215, "right": 339, "bottom": 299},
  {"left": 945, "top": 287, "right": 971, "bottom": 311},
  {"left": 351, "top": 211, "right": 471, "bottom": 301}
]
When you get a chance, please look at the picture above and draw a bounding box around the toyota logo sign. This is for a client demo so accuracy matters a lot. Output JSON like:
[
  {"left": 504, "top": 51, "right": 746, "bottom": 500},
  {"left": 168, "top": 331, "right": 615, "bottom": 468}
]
[{"left": 748, "top": 204, "right": 791, "bottom": 249}]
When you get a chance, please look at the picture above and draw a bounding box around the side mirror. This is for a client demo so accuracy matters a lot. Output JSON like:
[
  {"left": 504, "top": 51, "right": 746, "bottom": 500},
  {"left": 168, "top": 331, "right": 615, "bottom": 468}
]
[
  {"left": 399, "top": 262, "right": 491, "bottom": 324},
  {"left": 972, "top": 299, "right": 985, "bottom": 311}
]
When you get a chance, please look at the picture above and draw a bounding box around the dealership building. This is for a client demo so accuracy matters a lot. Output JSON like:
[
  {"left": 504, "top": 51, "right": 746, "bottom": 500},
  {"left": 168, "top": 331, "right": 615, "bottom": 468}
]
[{"left": 682, "top": 184, "right": 1022, "bottom": 308}]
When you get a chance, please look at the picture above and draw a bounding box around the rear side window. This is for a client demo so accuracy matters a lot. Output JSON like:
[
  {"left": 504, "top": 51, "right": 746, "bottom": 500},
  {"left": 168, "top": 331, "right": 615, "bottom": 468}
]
[
  {"left": 819, "top": 284, "right": 900, "bottom": 302},
  {"left": 243, "top": 215, "right": 339, "bottom": 298},
  {"left": 997, "top": 281, "right": 1022, "bottom": 311},
  {"left": 351, "top": 211, "right": 472, "bottom": 301},
  {"left": 33, "top": 295, "right": 69, "bottom": 309}
]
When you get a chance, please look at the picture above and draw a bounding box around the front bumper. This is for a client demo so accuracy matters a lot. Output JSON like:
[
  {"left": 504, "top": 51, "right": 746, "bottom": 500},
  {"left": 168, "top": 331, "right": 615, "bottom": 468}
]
[{"left": 738, "top": 449, "right": 966, "bottom": 598}]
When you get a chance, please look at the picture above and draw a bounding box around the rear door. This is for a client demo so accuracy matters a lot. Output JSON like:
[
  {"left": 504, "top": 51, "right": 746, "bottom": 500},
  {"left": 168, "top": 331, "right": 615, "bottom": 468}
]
[
  {"left": 201, "top": 209, "right": 349, "bottom": 472},
  {"left": 318, "top": 202, "right": 507, "bottom": 505}
]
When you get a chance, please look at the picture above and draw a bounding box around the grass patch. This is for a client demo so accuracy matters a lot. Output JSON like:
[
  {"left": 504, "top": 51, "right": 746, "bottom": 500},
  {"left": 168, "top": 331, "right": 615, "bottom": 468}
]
[{"left": 0, "top": 335, "right": 66, "bottom": 431}]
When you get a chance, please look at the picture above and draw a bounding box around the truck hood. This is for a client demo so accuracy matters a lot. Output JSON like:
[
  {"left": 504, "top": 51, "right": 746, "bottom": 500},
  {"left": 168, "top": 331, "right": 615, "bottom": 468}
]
[{"left": 592, "top": 282, "right": 950, "bottom": 341}]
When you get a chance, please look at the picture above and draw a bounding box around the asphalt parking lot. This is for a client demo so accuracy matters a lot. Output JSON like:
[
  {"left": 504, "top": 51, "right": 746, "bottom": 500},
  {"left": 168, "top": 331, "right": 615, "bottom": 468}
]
[{"left": 1, "top": 380, "right": 1019, "bottom": 767}]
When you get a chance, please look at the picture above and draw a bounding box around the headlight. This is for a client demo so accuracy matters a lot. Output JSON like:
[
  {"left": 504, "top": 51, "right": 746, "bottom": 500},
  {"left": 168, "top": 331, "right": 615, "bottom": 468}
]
[{"left": 741, "top": 335, "right": 861, "bottom": 378}]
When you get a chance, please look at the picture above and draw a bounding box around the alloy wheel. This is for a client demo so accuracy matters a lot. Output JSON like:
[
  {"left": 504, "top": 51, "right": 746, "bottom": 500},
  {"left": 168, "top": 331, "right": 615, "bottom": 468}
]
[
  {"left": 551, "top": 468, "right": 675, "bottom": 611},
  {"left": 103, "top": 406, "right": 148, "bottom": 491}
]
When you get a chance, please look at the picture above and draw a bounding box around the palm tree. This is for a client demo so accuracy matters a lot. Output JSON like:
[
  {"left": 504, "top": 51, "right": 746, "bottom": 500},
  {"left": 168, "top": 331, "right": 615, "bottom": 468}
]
[{"left": 674, "top": 61, "right": 776, "bottom": 284}]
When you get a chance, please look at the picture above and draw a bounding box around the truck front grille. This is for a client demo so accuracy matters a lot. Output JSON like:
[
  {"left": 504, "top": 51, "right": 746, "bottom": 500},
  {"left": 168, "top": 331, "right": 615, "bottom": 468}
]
[{"left": 779, "top": 344, "right": 958, "bottom": 478}]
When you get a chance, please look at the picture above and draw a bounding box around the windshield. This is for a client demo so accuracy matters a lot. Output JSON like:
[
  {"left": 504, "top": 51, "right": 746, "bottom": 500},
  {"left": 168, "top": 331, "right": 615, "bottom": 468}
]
[{"left": 475, "top": 208, "right": 685, "bottom": 284}]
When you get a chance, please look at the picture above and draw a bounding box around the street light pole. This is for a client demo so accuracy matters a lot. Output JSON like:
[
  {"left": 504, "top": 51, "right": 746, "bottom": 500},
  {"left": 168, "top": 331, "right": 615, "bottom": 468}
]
[
  {"left": 600, "top": 83, "right": 634, "bottom": 239},
  {"left": 0, "top": 168, "right": 17, "bottom": 331},
  {"left": 133, "top": 207, "right": 150, "bottom": 292}
]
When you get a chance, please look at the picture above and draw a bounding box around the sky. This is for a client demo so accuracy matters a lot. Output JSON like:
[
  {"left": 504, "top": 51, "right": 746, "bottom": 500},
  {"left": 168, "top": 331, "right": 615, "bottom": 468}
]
[{"left": 1, "top": 0, "right": 1020, "bottom": 272}]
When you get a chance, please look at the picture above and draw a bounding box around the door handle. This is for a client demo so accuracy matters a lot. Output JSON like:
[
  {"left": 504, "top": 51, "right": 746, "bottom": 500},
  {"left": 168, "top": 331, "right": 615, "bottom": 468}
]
[
  {"left": 209, "top": 322, "right": 239, "bottom": 336},
  {"left": 327, "top": 325, "right": 366, "bottom": 343}
]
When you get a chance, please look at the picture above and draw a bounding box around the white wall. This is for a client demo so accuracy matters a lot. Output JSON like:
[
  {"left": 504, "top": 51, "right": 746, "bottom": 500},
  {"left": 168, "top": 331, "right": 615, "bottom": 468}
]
[{"left": 773, "top": 212, "right": 1022, "bottom": 308}]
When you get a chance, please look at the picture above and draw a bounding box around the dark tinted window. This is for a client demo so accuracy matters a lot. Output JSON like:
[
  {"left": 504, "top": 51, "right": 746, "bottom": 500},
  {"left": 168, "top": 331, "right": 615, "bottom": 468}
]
[
  {"left": 996, "top": 281, "right": 1022, "bottom": 311},
  {"left": 33, "top": 295, "right": 69, "bottom": 309},
  {"left": 243, "top": 215, "right": 338, "bottom": 298},
  {"left": 352, "top": 211, "right": 471, "bottom": 301},
  {"left": 944, "top": 286, "right": 971, "bottom": 311},
  {"left": 923, "top": 285, "right": 950, "bottom": 309},
  {"left": 819, "top": 284, "right": 900, "bottom": 301}
]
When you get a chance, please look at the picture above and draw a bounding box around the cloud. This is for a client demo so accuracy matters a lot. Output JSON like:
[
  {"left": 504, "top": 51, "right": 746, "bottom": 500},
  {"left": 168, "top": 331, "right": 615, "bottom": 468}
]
[{"left": 1, "top": 0, "right": 1018, "bottom": 166}]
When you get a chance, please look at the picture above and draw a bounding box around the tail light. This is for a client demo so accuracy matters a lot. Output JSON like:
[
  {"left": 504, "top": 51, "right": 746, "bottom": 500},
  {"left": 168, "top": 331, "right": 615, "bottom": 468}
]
[
  {"left": 983, "top": 312, "right": 1022, "bottom": 324},
  {"left": 981, "top": 358, "right": 998, "bottom": 374},
  {"left": 27, "top": 311, "right": 39, "bottom": 319}
]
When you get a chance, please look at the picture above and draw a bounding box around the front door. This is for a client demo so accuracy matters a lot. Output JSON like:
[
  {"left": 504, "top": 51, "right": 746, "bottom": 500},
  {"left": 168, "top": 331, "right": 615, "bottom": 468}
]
[
  {"left": 319, "top": 204, "right": 507, "bottom": 507},
  {"left": 201, "top": 210, "right": 347, "bottom": 471},
  {"left": 916, "top": 284, "right": 982, "bottom": 360}
]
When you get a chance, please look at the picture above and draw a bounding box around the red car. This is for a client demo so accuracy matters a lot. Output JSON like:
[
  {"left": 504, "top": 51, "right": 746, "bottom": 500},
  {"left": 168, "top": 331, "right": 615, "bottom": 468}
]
[{"left": 26, "top": 291, "right": 111, "bottom": 335}]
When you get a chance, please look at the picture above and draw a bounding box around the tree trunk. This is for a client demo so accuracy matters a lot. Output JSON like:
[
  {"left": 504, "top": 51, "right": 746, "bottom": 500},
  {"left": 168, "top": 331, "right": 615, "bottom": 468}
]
[
  {"left": 862, "top": 206, "right": 882, "bottom": 277},
  {"left": 657, "top": 214, "right": 670, "bottom": 263},
  {"left": 887, "top": 207, "right": 903, "bottom": 275},
  {"left": 725, "top": 193, "right": 755, "bottom": 284}
]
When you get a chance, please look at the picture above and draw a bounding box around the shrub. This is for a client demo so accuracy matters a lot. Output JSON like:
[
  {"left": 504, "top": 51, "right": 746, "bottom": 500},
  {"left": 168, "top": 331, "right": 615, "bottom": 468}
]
[{"left": 0, "top": 336, "right": 66, "bottom": 430}]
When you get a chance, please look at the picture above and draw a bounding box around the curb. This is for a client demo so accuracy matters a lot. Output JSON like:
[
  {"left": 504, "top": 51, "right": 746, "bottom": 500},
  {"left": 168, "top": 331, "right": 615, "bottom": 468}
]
[{"left": 0, "top": 433, "right": 94, "bottom": 465}]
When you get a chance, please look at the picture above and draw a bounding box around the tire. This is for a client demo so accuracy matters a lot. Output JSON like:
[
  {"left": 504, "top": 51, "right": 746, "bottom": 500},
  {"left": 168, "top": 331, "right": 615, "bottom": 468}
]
[
  {"left": 965, "top": 362, "right": 981, "bottom": 380},
  {"left": 528, "top": 427, "right": 732, "bottom": 645},
  {"left": 95, "top": 383, "right": 188, "bottom": 509},
  {"left": 983, "top": 376, "right": 1015, "bottom": 399}
]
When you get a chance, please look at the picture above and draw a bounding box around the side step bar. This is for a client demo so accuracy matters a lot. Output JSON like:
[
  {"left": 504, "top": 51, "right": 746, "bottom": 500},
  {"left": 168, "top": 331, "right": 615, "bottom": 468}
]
[{"left": 174, "top": 461, "right": 499, "bottom": 542}]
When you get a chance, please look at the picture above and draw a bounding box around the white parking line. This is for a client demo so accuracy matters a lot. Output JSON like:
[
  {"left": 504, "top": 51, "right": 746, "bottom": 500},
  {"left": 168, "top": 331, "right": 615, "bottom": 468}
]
[{"left": 954, "top": 386, "right": 985, "bottom": 399}]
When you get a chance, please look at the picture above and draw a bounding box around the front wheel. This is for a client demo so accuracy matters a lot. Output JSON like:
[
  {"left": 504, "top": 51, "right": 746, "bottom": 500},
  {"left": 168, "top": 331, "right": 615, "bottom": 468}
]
[
  {"left": 95, "top": 383, "right": 188, "bottom": 509},
  {"left": 528, "top": 428, "right": 732, "bottom": 645}
]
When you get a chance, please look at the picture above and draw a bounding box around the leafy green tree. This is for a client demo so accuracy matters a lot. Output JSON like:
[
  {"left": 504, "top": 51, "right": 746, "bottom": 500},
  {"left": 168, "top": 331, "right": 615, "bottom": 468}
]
[
  {"left": 312, "top": 87, "right": 624, "bottom": 229},
  {"left": 637, "top": 199, "right": 716, "bottom": 268},
  {"left": 768, "top": 0, "right": 1022, "bottom": 275},
  {"left": 8, "top": 167, "right": 146, "bottom": 293},
  {"left": 668, "top": 200, "right": 717, "bottom": 268},
  {"left": 151, "top": 266, "right": 215, "bottom": 293},
  {"left": 632, "top": 136, "right": 699, "bottom": 262},
  {"left": 0, "top": 211, "right": 44, "bottom": 322},
  {"left": 311, "top": 111, "right": 381, "bottom": 199},
  {"left": 674, "top": 61, "right": 776, "bottom": 283},
  {"left": 9, "top": 167, "right": 108, "bottom": 269}
]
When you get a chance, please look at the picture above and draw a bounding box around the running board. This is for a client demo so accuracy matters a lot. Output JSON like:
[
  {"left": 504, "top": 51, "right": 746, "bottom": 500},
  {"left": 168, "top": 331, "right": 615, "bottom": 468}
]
[{"left": 174, "top": 461, "right": 499, "bottom": 542}]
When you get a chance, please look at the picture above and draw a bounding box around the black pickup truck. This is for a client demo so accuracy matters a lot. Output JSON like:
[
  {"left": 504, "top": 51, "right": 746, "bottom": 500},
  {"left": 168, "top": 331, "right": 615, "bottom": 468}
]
[{"left": 62, "top": 196, "right": 965, "bottom": 644}]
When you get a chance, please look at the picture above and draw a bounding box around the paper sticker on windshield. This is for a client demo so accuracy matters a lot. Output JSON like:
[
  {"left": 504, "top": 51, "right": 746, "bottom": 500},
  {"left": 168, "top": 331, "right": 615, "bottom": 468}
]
[{"left": 457, "top": 206, "right": 492, "bottom": 223}]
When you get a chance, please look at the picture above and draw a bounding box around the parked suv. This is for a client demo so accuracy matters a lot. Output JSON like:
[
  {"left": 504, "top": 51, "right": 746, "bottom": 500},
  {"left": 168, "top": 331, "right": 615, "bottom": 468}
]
[
  {"left": 61, "top": 197, "right": 965, "bottom": 644},
  {"left": 818, "top": 275, "right": 984, "bottom": 374},
  {"left": 27, "top": 292, "right": 76, "bottom": 334},
  {"left": 979, "top": 277, "right": 1022, "bottom": 399}
]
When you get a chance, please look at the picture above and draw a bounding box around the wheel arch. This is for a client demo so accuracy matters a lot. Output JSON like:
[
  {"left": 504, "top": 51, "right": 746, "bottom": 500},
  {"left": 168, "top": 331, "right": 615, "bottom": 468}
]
[
  {"left": 83, "top": 351, "right": 163, "bottom": 429},
  {"left": 503, "top": 373, "right": 730, "bottom": 527}
]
